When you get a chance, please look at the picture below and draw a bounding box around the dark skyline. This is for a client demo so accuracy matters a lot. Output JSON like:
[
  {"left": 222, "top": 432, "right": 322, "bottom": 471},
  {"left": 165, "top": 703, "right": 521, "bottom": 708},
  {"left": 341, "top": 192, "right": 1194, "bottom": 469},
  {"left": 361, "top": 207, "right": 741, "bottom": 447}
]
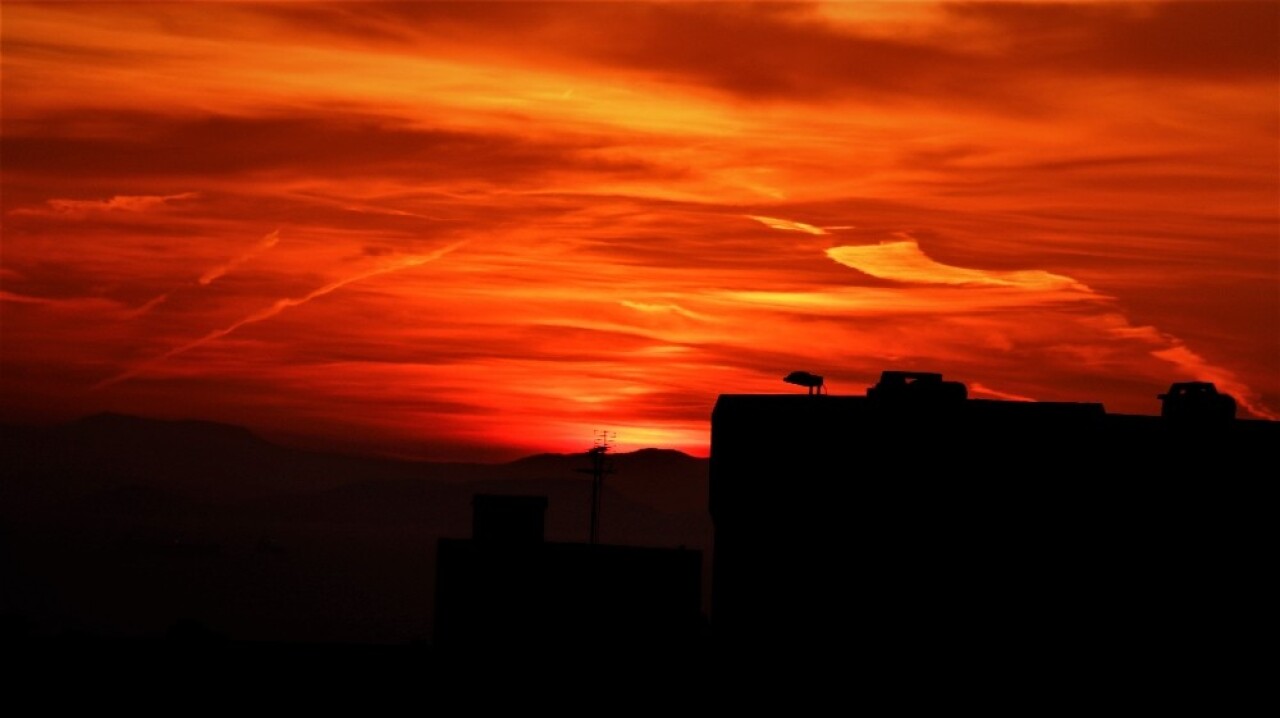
[{"left": 4, "top": 371, "right": 1274, "bottom": 647}]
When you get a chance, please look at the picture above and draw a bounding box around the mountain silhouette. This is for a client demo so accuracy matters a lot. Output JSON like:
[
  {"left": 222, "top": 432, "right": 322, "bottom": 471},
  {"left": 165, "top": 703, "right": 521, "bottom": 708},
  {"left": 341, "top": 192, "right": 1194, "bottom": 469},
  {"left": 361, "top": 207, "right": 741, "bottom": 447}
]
[
  {"left": 505, "top": 447, "right": 707, "bottom": 513},
  {"left": 3, "top": 413, "right": 707, "bottom": 505}
]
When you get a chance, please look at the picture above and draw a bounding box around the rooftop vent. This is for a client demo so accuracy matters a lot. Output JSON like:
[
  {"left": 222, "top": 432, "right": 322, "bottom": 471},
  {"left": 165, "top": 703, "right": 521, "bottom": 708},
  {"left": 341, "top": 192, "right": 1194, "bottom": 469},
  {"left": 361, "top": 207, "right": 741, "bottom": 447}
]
[
  {"left": 1158, "top": 382, "right": 1236, "bottom": 422},
  {"left": 867, "top": 371, "right": 967, "bottom": 402}
]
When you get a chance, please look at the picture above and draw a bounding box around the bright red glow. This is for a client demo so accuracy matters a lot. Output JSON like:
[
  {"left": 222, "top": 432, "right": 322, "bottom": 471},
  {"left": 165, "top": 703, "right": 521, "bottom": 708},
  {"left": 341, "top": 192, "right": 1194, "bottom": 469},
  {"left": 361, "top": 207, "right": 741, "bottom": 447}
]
[{"left": 3, "top": 2, "right": 1277, "bottom": 459}]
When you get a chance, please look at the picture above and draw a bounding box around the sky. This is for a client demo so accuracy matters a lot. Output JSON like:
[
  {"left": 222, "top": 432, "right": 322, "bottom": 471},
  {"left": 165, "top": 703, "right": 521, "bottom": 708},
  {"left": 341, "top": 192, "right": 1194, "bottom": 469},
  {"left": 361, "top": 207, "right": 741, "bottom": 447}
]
[{"left": 2, "top": 1, "right": 1277, "bottom": 460}]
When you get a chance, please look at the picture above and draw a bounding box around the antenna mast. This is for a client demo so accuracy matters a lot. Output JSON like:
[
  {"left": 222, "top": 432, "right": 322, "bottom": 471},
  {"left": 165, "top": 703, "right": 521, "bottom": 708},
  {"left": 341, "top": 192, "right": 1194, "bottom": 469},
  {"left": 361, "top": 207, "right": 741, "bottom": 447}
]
[{"left": 582, "top": 430, "right": 615, "bottom": 545}]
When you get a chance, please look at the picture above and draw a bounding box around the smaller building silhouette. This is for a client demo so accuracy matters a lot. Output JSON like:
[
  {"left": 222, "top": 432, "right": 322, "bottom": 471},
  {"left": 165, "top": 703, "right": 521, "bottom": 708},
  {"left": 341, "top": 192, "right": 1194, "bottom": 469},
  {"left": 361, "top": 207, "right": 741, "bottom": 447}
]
[{"left": 434, "top": 494, "right": 702, "bottom": 651}]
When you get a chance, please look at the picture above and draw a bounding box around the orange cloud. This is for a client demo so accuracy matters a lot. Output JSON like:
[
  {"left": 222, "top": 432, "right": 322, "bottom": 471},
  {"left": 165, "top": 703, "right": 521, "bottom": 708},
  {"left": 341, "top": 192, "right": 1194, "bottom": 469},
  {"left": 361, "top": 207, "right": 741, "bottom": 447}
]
[
  {"left": 9, "top": 192, "right": 198, "bottom": 217},
  {"left": 826, "top": 240, "right": 1091, "bottom": 292},
  {"left": 1, "top": 1, "right": 1274, "bottom": 458}
]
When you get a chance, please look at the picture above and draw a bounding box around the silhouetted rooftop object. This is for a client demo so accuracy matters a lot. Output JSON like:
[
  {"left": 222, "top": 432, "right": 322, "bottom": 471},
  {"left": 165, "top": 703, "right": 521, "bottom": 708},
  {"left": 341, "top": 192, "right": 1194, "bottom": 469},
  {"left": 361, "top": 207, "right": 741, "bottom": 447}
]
[
  {"left": 1158, "top": 382, "right": 1237, "bottom": 423},
  {"left": 783, "top": 370, "right": 825, "bottom": 395},
  {"left": 866, "top": 370, "right": 967, "bottom": 403}
]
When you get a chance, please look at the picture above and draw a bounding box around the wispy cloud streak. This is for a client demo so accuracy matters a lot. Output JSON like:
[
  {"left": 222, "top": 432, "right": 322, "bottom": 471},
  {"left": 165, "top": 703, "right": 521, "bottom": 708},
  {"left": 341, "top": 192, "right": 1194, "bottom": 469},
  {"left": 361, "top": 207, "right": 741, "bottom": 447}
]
[
  {"left": 620, "top": 300, "right": 710, "bottom": 322},
  {"left": 123, "top": 293, "right": 170, "bottom": 319},
  {"left": 95, "top": 242, "right": 465, "bottom": 389},
  {"left": 748, "top": 215, "right": 828, "bottom": 235},
  {"left": 9, "top": 193, "right": 198, "bottom": 217},
  {"left": 827, "top": 240, "right": 1091, "bottom": 292},
  {"left": 199, "top": 229, "right": 280, "bottom": 286}
]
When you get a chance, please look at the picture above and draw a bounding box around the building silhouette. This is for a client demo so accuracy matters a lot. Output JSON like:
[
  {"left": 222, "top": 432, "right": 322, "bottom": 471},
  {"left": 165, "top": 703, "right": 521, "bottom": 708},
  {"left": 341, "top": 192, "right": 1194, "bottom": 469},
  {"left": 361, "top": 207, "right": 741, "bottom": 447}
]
[
  {"left": 710, "top": 371, "right": 1276, "bottom": 660},
  {"left": 434, "top": 494, "right": 702, "bottom": 652}
]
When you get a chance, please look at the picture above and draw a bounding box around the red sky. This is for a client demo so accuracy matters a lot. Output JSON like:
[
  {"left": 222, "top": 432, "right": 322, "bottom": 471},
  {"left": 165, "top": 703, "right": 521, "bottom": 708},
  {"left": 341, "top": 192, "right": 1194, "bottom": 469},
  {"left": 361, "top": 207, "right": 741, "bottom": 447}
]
[{"left": 3, "top": 1, "right": 1277, "bottom": 460}]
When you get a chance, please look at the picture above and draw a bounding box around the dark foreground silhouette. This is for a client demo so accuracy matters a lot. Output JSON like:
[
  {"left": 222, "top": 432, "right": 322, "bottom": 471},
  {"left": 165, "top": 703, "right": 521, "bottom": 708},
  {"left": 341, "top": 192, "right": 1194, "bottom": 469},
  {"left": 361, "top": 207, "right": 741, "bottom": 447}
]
[
  {"left": 423, "top": 370, "right": 1272, "bottom": 676},
  {"left": 435, "top": 494, "right": 703, "bottom": 653},
  {"left": 2, "top": 370, "right": 1274, "bottom": 679},
  {"left": 0, "top": 417, "right": 708, "bottom": 648},
  {"left": 711, "top": 371, "right": 1275, "bottom": 671}
]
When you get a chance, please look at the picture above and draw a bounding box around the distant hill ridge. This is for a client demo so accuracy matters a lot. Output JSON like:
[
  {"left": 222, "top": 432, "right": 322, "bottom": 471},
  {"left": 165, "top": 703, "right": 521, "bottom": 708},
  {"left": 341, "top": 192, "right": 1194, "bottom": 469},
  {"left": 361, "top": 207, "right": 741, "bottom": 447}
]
[{"left": 1, "top": 413, "right": 708, "bottom": 513}]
